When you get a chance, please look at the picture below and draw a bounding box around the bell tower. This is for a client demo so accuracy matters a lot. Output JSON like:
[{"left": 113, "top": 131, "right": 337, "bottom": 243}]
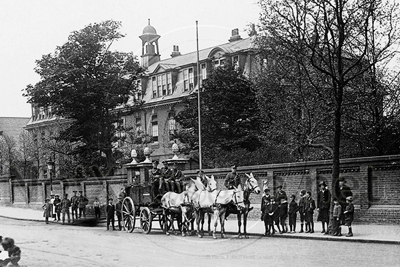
[{"left": 139, "top": 19, "right": 161, "bottom": 68}]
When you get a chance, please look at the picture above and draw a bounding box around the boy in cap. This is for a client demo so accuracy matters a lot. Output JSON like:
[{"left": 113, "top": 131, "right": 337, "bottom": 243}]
[
  {"left": 344, "top": 196, "right": 354, "bottom": 237},
  {"left": 42, "top": 198, "right": 52, "bottom": 224},
  {"left": 288, "top": 194, "right": 299, "bottom": 233},
  {"left": 305, "top": 191, "right": 316, "bottom": 233},
  {"left": 298, "top": 189, "right": 307, "bottom": 233},
  {"left": 106, "top": 198, "right": 116, "bottom": 231},
  {"left": 332, "top": 199, "right": 342, "bottom": 236}
]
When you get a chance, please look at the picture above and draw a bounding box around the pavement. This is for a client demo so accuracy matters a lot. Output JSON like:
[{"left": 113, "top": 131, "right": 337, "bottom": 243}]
[{"left": 0, "top": 205, "right": 399, "bottom": 245}]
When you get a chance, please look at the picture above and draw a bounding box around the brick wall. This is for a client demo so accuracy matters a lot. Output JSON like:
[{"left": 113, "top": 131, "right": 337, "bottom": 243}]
[{"left": 1, "top": 155, "right": 400, "bottom": 223}]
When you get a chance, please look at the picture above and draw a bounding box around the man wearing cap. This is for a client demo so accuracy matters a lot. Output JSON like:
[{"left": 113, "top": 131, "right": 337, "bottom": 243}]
[
  {"left": 70, "top": 191, "right": 79, "bottom": 221},
  {"left": 172, "top": 163, "right": 185, "bottom": 193},
  {"left": 150, "top": 160, "right": 162, "bottom": 199},
  {"left": 77, "top": 191, "right": 89, "bottom": 218},
  {"left": 317, "top": 181, "right": 331, "bottom": 233},
  {"left": 160, "top": 161, "right": 174, "bottom": 193},
  {"left": 61, "top": 193, "right": 71, "bottom": 224},
  {"left": 336, "top": 177, "right": 353, "bottom": 225},
  {"left": 224, "top": 165, "right": 241, "bottom": 190}
]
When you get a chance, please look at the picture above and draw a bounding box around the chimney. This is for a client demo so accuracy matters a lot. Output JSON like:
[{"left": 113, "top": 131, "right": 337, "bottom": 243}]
[
  {"left": 170, "top": 45, "right": 181, "bottom": 58},
  {"left": 229, "top": 28, "right": 242, "bottom": 42}
]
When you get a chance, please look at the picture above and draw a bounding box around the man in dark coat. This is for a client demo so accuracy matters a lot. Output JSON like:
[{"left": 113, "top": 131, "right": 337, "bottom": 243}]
[
  {"left": 70, "top": 191, "right": 79, "bottom": 221},
  {"left": 160, "top": 161, "right": 174, "bottom": 193},
  {"left": 115, "top": 197, "right": 123, "bottom": 231},
  {"left": 150, "top": 160, "right": 162, "bottom": 200},
  {"left": 224, "top": 165, "right": 241, "bottom": 189},
  {"left": 274, "top": 185, "right": 288, "bottom": 233},
  {"left": 298, "top": 189, "right": 307, "bottom": 233},
  {"left": 317, "top": 181, "right": 331, "bottom": 233},
  {"left": 61, "top": 193, "right": 71, "bottom": 225},
  {"left": 305, "top": 191, "right": 316, "bottom": 233}
]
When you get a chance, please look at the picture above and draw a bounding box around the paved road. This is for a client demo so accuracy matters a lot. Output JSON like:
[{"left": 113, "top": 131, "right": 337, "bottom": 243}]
[{"left": 1, "top": 218, "right": 399, "bottom": 267}]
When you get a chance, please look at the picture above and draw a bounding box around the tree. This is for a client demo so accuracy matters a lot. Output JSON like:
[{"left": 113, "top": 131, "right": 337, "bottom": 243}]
[
  {"left": 0, "top": 134, "right": 19, "bottom": 176},
  {"left": 257, "top": 0, "right": 400, "bottom": 233},
  {"left": 23, "top": 20, "right": 144, "bottom": 175},
  {"left": 175, "top": 65, "right": 263, "bottom": 167}
]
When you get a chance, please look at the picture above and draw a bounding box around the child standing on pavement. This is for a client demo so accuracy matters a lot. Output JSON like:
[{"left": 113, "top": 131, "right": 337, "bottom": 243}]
[
  {"left": 288, "top": 194, "right": 299, "bottom": 233},
  {"left": 298, "top": 190, "right": 307, "bottom": 233},
  {"left": 42, "top": 198, "right": 53, "bottom": 224},
  {"left": 305, "top": 191, "right": 315, "bottom": 233},
  {"left": 106, "top": 198, "right": 116, "bottom": 231},
  {"left": 332, "top": 199, "right": 342, "bottom": 236},
  {"left": 344, "top": 196, "right": 354, "bottom": 237}
]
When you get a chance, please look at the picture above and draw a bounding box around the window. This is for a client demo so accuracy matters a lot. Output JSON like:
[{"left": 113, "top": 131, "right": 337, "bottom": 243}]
[
  {"left": 157, "top": 76, "right": 162, "bottom": 97},
  {"left": 233, "top": 56, "right": 239, "bottom": 71},
  {"left": 183, "top": 68, "right": 194, "bottom": 91},
  {"left": 161, "top": 74, "right": 167, "bottom": 96},
  {"left": 167, "top": 73, "right": 172, "bottom": 94},
  {"left": 214, "top": 58, "right": 225, "bottom": 68},
  {"left": 200, "top": 63, "right": 207, "bottom": 86},
  {"left": 151, "top": 115, "right": 158, "bottom": 142},
  {"left": 168, "top": 113, "right": 176, "bottom": 140},
  {"left": 152, "top": 77, "right": 157, "bottom": 98}
]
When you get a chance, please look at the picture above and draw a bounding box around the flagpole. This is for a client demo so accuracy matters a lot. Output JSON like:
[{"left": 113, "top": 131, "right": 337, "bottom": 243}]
[{"left": 196, "top": 20, "right": 202, "bottom": 171}]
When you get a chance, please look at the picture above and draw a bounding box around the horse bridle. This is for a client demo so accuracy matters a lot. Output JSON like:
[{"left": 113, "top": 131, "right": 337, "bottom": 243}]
[{"left": 245, "top": 177, "right": 260, "bottom": 193}]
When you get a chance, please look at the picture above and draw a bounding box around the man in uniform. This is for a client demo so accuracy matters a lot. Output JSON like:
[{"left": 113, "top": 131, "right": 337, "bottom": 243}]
[
  {"left": 61, "top": 193, "right": 71, "bottom": 225},
  {"left": 160, "top": 161, "right": 174, "bottom": 193},
  {"left": 172, "top": 163, "right": 185, "bottom": 193},
  {"left": 150, "top": 160, "right": 162, "bottom": 199},
  {"left": 77, "top": 191, "right": 89, "bottom": 218},
  {"left": 224, "top": 165, "right": 241, "bottom": 189},
  {"left": 70, "top": 191, "right": 79, "bottom": 221}
]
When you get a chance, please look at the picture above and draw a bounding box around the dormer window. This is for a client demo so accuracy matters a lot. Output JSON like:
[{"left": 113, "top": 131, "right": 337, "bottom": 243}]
[
  {"left": 214, "top": 58, "right": 225, "bottom": 68},
  {"left": 183, "top": 68, "right": 194, "bottom": 91},
  {"left": 151, "top": 72, "right": 173, "bottom": 98}
]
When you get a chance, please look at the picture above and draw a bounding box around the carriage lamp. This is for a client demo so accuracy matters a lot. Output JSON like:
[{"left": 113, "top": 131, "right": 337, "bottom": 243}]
[
  {"left": 172, "top": 142, "right": 179, "bottom": 160},
  {"left": 143, "top": 146, "right": 152, "bottom": 163},
  {"left": 130, "top": 148, "right": 138, "bottom": 164}
]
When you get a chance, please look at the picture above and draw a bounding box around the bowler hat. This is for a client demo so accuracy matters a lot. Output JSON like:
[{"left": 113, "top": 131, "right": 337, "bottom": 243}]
[
  {"left": 300, "top": 190, "right": 306, "bottom": 195},
  {"left": 264, "top": 188, "right": 270, "bottom": 192},
  {"left": 277, "top": 185, "right": 283, "bottom": 189}
]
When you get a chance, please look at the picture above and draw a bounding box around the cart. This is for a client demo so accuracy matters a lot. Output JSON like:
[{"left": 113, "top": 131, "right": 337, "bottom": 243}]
[{"left": 120, "top": 183, "right": 169, "bottom": 234}]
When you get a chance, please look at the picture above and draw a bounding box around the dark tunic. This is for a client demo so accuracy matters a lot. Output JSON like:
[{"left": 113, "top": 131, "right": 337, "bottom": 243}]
[
  {"left": 317, "top": 189, "right": 331, "bottom": 222},
  {"left": 305, "top": 197, "right": 316, "bottom": 223},
  {"left": 224, "top": 172, "right": 241, "bottom": 189},
  {"left": 344, "top": 203, "right": 354, "bottom": 226}
]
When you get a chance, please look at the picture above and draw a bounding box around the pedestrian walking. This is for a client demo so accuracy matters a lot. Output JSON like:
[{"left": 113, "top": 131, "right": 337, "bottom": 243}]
[
  {"left": 70, "top": 191, "right": 79, "bottom": 221},
  {"left": 344, "top": 196, "right": 355, "bottom": 237},
  {"left": 288, "top": 194, "right": 299, "bottom": 233},
  {"left": 305, "top": 191, "right": 315, "bottom": 233},
  {"left": 0, "top": 237, "right": 21, "bottom": 267},
  {"left": 93, "top": 197, "right": 101, "bottom": 219},
  {"left": 317, "top": 181, "right": 331, "bottom": 233},
  {"left": 298, "top": 190, "right": 307, "bottom": 233},
  {"left": 61, "top": 193, "right": 71, "bottom": 225},
  {"left": 106, "top": 198, "right": 115, "bottom": 231},
  {"left": 42, "top": 198, "right": 52, "bottom": 224}
]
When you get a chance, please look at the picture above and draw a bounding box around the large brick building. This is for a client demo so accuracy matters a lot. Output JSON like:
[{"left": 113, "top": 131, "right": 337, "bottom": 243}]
[{"left": 23, "top": 21, "right": 260, "bottom": 177}]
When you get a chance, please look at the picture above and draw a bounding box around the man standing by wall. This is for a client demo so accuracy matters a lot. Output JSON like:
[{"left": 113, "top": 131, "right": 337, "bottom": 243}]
[
  {"left": 317, "top": 181, "right": 331, "bottom": 233},
  {"left": 70, "top": 191, "right": 79, "bottom": 221}
]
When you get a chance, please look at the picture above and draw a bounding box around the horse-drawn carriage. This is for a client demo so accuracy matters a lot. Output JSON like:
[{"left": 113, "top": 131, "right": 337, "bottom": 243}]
[
  {"left": 120, "top": 183, "right": 169, "bottom": 234},
  {"left": 119, "top": 173, "right": 262, "bottom": 238}
]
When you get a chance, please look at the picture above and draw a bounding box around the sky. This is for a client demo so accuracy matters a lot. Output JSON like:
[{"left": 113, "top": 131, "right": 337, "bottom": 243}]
[{"left": 0, "top": 0, "right": 260, "bottom": 118}]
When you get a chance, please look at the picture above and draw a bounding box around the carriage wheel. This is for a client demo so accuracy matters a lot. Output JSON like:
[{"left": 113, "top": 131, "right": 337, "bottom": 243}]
[
  {"left": 122, "top": 197, "right": 136, "bottom": 233},
  {"left": 140, "top": 207, "right": 152, "bottom": 234}
]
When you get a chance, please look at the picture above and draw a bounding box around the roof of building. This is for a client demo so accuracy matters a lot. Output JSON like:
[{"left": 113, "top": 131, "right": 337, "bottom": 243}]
[{"left": 146, "top": 36, "right": 256, "bottom": 74}]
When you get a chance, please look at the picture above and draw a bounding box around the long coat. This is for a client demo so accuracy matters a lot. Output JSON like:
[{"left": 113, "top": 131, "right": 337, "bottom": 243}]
[{"left": 42, "top": 203, "right": 53, "bottom": 217}]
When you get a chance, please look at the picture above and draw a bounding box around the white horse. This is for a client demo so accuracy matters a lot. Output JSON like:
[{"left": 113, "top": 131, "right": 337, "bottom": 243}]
[{"left": 190, "top": 176, "right": 245, "bottom": 238}]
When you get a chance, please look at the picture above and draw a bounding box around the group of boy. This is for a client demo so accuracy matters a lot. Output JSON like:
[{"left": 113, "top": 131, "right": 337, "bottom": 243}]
[
  {"left": 261, "top": 178, "right": 354, "bottom": 237},
  {"left": 42, "top": 191, "right": 89, "bottom": 225}
]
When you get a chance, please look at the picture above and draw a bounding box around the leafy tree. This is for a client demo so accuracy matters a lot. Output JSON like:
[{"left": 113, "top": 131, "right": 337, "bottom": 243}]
[
  {"left": 0, "top": 134, "right": 19, "bottom": 176},
  {"left": 175, "top": 65, "right": 263, "bottom": 167},
  {"left": 23, "top": 20, "right": 144, "bottom": 175}
]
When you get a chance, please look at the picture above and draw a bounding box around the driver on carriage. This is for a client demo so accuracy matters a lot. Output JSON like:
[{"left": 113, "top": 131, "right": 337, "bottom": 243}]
[
  {"left": 172, "top": 162, "right": 185, "bottom": 193},
  {"left": 150, "top": 160, "right": 162, "bottom": 200},
  {"left": 160, "top": 161, "right": 175, "bottom": 193},
  {"left": 224, "top": 165, "right": 242, "bottom": 189}
]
